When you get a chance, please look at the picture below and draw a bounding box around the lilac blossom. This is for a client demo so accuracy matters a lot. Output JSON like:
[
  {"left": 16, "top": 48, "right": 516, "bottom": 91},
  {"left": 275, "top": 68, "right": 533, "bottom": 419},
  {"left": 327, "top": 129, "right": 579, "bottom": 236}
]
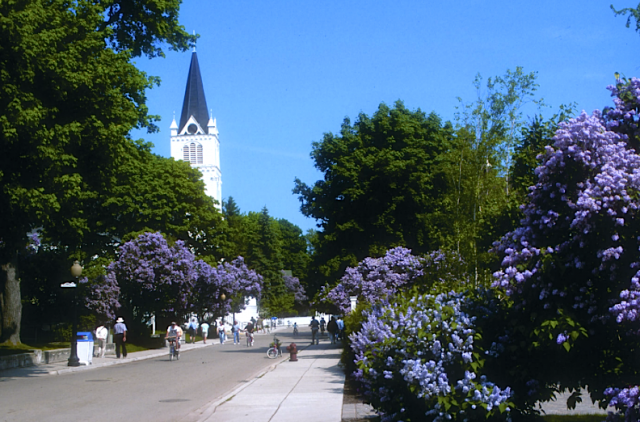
[
  {"left": 492, "top": 77, "right": 640, "bottom": 417},
  {"left": 327, "top": 247, "right": 464, "bottom": 313},
  {"left": 107, "top": 232, "right": 198, "bottom": 325},
  {"left": 192, "top": 256, "right": 263, "bottom": 318},
  {"left": 83, "top": 273, "right": 120, "bottom": 320},
  {"left": 350, "top": 292, "right": 511, "bottom": 422},
  {"left": 283, "top": 274, "right": 307, "bottom": 303}
]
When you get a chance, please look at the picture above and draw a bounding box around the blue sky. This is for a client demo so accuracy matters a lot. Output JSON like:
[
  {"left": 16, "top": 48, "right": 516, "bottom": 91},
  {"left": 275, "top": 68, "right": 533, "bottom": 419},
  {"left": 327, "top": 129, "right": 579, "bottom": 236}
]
[{"left": 130, "top": 1, "right": 640, "bottom": 233}]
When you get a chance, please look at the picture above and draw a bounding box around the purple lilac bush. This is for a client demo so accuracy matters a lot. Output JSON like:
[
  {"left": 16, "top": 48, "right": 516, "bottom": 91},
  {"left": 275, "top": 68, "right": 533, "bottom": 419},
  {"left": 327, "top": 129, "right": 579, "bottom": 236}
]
[
  {"left": 107, "top": 232, "right": 198, "bottom": 324},
  {"left": 283, "top": 274, "right": 307, "bottom": 303},
  {"left": 326, "top": 247, "right": 468, "bottom": 313},
  {"left": 211, "top": 256, "right": 263, "bottom": 316},
  {"left": 350, "top": 292, "right": 512, "bottom": 422},
  {"left": 492, "top": 78, "right": 640, "bottom": 418}
]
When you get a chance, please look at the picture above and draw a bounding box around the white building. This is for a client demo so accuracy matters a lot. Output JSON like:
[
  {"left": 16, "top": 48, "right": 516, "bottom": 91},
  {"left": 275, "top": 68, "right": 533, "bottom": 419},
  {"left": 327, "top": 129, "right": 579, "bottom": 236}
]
[{"left": 170, "top": 50, "right": 222, "bottom": 207}]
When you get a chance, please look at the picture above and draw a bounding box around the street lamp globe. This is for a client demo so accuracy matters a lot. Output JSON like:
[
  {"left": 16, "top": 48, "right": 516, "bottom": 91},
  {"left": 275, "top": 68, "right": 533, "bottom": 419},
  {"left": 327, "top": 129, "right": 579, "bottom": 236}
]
[
  {"left": 220, "top": 293, "right": 226, "bottom": 301},
  {"left": 70, "top": 261, "right": 83, "bottom": 278}
]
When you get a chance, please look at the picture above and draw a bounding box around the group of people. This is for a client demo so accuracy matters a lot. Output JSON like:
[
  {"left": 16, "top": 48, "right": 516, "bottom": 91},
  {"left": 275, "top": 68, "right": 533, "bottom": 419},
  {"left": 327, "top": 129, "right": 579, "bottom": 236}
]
[
  {"left": 95, "top": 315, "right": 344, "bottom": 359},
  {"left": 309, "top": 315, "right": 344, "bottom": 345},
  {"left": 95, "top": 317, "right": 128, "bottom": 359}
]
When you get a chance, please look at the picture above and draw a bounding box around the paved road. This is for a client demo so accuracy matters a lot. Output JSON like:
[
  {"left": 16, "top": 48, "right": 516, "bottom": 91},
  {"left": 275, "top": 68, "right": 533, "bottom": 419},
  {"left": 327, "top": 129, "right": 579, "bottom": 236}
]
[{"left": 0, "top": 329, "right": 299, "bottom": 422}]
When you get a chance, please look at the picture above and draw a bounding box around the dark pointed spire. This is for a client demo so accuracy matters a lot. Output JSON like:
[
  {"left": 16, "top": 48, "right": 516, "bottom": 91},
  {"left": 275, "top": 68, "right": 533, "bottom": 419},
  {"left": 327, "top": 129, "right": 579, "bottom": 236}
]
[{"left": 179, "top": 51, "right": 209, "bottom": 132}]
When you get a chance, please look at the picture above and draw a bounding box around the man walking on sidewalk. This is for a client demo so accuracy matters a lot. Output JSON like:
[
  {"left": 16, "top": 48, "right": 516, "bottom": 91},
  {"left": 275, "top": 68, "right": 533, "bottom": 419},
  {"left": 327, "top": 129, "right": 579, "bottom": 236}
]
[
  {"left": 114, "top": 317, "right": 127, "bottom": 358},
  {"left": 309, "top": 316, "right": 320, "bottom": 345}
]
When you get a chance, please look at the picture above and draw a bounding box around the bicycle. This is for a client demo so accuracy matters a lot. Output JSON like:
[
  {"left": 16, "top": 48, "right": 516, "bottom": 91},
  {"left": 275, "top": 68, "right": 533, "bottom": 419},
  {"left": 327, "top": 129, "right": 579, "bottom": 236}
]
[
  {"left": 293, "top": 326, "right": 299, "bottom": 337},
  {"left": 167, "top": 337, "right": 180, "bottom": 361},
  {"left": 267, "top": 336, "right": 282, "bottom": 359},
  {"left": 246, "top": 331, "right": 254, "bottom": 347}
]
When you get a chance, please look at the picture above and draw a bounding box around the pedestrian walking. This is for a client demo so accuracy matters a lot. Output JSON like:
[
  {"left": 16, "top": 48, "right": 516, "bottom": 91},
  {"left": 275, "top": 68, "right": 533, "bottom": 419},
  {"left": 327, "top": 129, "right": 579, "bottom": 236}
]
[
  {"left": 309, "top": 316, "right": 320, "bottom": 345},
  {"left": 336, "top": 317, "right": 344, "bottom": 341},
  {"left": 187, "top": 317, "right": 199, "bottom": 343},
  {"left": 95, "top": 324, "right": 108, "bottom": 358},
  {"left": 201, "top": 321, "right": 210, "bottom": 344},
  {"left": 218, "top": 320, "right": 226, "bottom": 344},
  {"left": 114, "top": 317, "right": 127, "bottom": 358},
  {"left": 327, "top": 316, "right": 338, "bottom": 344},
  {"left": 232, "top": 320, "right": 240, "bottom": 345}
]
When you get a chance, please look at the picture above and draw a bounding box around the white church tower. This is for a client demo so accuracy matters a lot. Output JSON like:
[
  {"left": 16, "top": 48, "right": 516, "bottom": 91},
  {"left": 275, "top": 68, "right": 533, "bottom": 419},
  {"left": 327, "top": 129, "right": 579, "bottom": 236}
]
[{"left": 170, "top": 51, "right": 222, "bottom": 207}]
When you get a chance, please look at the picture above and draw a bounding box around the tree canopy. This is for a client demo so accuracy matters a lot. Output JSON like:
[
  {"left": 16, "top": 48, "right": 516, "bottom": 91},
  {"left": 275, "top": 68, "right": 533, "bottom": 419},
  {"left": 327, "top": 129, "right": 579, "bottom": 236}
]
[
  {"left": 294, "top": 101, "right": 454, "bottom": 290},
  {"left": 0, "top": 0, "right": 193, "bottom": 343}
]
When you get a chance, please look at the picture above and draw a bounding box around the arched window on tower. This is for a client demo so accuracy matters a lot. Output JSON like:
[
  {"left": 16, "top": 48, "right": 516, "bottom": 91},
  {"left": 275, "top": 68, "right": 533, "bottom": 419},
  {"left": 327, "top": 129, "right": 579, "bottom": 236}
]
[{"left": 182, "top": 142, "right": 204, "bottom": 164}]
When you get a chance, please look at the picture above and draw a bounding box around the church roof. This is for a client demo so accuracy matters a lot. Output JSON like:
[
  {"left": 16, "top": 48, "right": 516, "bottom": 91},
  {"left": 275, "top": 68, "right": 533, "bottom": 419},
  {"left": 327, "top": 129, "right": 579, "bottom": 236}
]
[{"left": 179, "top": 52, "right": 209, "bottom": 132}]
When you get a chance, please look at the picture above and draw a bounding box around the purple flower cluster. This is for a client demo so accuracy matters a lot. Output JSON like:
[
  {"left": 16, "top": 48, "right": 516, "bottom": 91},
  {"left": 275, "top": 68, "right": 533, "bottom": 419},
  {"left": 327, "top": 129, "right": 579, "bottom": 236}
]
[
  {"left": 106, "top": 232, "right": 263, "bottom": 322},
  {"left": 192, "top": 256, "right": 263, "bottom": 316},
  {"left": 493, "top": 80, "right": 640, "bottom": 320},
  {"left": 492, "top": 78, "right": 640, "bottom": 417},
  {"left": 350, "top": 292, "right": 511, "bottom": 422},
  {"left": 107, "top": 232, "right": 198, "bottom": 319},
  {"left": 326, "top": 247, "right": 424, "bottom": 313},
  {"left": 326, "top": 247, "right": 466, "bottom": 313},
  {"left": 83, "top": 273, "right": 121, "bottom": 320},
  {"left": 283, "top": 275, "right": 307, "bottom": 303}
]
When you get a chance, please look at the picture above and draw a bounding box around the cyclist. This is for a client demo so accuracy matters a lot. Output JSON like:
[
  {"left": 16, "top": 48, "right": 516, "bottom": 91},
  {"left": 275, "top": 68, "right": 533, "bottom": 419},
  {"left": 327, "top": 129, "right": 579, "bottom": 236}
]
[
  {"left": 245, "top": 320, "right": 255, "bottom": 346},
  {"left": 320, "top": 317, "right": 326, "bottom": 335},
  {"left": 165, "top": 321, "right": 183, "bottom": 353},
  {"left": 293, "top": 322, "right": 299, "bottom": 337}
]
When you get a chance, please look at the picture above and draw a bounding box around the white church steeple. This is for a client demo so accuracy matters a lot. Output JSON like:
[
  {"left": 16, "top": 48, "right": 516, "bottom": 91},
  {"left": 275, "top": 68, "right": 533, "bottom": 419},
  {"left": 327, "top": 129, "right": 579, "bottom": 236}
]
[{"left": 170, "top": 51, "right": 222, "bottom": 208}]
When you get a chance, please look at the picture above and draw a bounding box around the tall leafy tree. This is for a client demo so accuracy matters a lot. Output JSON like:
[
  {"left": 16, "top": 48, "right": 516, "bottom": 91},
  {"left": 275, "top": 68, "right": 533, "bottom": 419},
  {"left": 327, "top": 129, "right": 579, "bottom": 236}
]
[
  {"left": 95, "top": 142, "right": 225, "bottom": 258},
  {"left": 294, "top": 101, "right": 454, "bottom": 291},
  {"left": 447, "top": 68, "right": 544, "bottom": 285},
  {"left": 0, "top": 0, "right": 194, "bottom": 343},
  {"left": 246, "top": 207, "right": 293, "bottom": 315}
]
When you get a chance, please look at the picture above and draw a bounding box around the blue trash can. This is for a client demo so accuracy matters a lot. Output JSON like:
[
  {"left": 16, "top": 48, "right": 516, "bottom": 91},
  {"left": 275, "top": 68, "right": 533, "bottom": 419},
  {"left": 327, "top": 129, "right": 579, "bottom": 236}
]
[{"left": 76, "top": 331, "right": 94, "bottom": 365}]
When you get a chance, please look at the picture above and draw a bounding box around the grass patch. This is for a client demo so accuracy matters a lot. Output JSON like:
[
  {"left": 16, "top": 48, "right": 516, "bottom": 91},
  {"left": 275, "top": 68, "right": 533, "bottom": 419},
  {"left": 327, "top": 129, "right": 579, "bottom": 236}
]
[
  {"left": 0, "top": 342, "right": 72, "bottom": 356},
  {"left": 0, "top": 339, "right": 154, "bottom": 356}
]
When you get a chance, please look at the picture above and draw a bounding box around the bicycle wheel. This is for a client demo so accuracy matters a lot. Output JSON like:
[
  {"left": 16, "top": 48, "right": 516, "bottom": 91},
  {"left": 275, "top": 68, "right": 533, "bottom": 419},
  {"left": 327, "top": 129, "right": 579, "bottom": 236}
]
[
  {"left": 176, "top": 350, "right": 180, "bottom": 360},
  {"left": 169, "top": 346, "right": 174, "bottom": 361},
  {"left": 267, "top": 347, "right": 278, "bottom": 359}
]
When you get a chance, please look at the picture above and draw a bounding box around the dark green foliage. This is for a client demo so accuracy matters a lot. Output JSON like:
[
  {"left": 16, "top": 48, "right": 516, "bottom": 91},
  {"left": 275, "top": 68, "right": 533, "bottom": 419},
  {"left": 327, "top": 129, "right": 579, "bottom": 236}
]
[
  {"left": 294, "top": 101, "right": 454, "bottom": 287},
  {"left": 0, "top": 0, "right": 193, "bottom": 343}
]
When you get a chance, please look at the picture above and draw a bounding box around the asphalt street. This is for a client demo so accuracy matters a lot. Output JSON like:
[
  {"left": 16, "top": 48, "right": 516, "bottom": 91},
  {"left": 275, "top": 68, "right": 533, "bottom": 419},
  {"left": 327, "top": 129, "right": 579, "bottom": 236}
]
[{"left": 0, "top": 329, "right": 297, "bottom": 422}]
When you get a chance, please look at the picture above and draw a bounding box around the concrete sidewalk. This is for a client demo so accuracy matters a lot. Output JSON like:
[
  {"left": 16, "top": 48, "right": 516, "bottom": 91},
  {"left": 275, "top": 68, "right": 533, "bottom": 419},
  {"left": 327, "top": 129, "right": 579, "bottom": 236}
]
[
  {"left": 0, "top": 327, "right": 356, "bottom": 422},
  {"left": 189, "top": 341, "right": 345, "bottom": 422}
]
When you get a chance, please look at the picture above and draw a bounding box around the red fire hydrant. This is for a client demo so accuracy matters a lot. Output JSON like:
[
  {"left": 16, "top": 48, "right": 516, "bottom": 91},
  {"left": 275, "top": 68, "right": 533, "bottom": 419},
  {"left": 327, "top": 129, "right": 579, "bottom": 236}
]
[{"left": 287, "top": 343, "right": 298, "bottom": 362}]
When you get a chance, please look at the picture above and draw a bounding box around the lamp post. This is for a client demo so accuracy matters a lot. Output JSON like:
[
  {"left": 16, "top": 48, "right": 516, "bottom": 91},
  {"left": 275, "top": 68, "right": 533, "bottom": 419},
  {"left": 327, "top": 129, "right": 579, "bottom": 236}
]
[
  {"left": 220, "top": 293, "right": 226, "bottom": 325},
  {"left": 64, "top": 261, "right": 83, "bottom": 366}
]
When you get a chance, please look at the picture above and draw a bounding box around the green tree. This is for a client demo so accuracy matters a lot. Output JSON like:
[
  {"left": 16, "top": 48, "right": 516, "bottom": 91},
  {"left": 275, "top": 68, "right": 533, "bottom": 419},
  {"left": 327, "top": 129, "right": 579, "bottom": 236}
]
[
  {"left": 446, "top": 68, "right": 544, "bottom": 285},
  {"left": 612, "top": 3, "right": 640, "bottom": 35},
  {"left": 294, "top": 101, "right": 454, "bottom": 291},
  {"left": 94, "top": 142, "right": 225, "bottom": 259},
  {"left": 276, "top": 218, "right": 310, "bottom": 286},
  {"left": 0, "top": 0, "right": 194, "bottom": 344},
  {"left": 246, "top": 208, "right": 293, "bottom": 316}
]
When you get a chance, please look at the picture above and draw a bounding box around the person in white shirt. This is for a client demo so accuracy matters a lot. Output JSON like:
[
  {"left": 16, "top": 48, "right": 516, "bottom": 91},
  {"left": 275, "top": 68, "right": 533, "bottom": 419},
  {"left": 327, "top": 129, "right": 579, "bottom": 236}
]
[
  {"left": 165, "top": 322, "right": 183, "bottom": 351},
  {"left": 200, "top": 321, "right": 210, "bottom": 344},
  {"left": 95, "top": 325, "right": 108, "bottom": 358}
]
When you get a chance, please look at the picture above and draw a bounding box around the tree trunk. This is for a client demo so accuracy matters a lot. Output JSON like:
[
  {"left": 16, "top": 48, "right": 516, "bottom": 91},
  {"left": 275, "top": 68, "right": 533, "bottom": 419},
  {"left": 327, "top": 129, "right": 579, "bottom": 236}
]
[{"left": 1, "top": 258, "right": 22, "bottom": 344}]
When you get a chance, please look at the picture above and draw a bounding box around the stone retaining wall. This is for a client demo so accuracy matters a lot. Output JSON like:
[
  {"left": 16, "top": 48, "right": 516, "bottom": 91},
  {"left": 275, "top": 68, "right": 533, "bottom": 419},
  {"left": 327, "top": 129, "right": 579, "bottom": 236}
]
[
  {"left": 0, "top": 349, "right": 42, "bottom": 371},
  {"left": 0, "top": 343, "right": 117, "bottom": 371}
]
